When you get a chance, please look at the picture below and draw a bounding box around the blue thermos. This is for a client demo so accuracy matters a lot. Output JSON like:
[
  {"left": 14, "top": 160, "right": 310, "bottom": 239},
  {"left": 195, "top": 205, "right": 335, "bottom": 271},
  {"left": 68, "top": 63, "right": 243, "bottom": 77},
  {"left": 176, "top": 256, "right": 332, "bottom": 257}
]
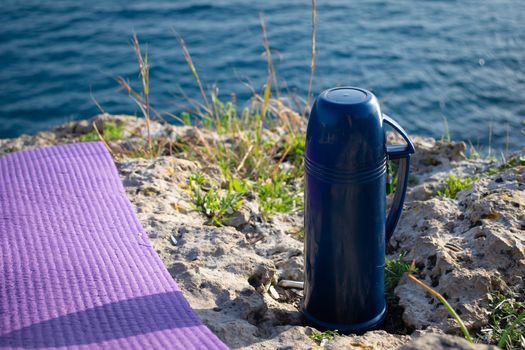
[{"left": 302, "top": 87, "right": 415, "bottom": 333}]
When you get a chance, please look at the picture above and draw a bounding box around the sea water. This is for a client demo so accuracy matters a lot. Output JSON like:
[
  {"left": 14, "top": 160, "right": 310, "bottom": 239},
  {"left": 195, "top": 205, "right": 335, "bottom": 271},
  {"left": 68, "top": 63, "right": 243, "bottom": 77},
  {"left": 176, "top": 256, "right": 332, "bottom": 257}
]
[{"left": 1, "top": 0, "right": 524, "bottom": 151}]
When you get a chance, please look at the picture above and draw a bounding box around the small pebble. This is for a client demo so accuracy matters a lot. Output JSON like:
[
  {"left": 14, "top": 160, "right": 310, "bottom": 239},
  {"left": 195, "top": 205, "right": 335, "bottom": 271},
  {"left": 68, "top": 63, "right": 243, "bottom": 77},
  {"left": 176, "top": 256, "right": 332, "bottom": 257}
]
[{"left": 269, "top": 285, "right": 280, "bottom": 300}]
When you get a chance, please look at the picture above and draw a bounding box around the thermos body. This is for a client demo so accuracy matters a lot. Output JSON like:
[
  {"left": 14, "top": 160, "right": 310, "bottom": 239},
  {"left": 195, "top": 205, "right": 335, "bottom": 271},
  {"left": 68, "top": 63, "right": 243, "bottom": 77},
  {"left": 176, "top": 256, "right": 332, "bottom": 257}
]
[
  {"left": 302, "top": 87, "right": 415, "bottom": 333},
  {"left": 304, "top": 159, "right": 387, "bottom": 327}
]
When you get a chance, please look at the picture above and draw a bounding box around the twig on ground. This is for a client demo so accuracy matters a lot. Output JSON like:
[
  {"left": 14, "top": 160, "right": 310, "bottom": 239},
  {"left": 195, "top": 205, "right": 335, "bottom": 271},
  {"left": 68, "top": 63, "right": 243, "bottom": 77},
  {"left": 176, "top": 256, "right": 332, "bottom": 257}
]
[{"left": 278, "top": 280, "right": 304, "bottom": 289}]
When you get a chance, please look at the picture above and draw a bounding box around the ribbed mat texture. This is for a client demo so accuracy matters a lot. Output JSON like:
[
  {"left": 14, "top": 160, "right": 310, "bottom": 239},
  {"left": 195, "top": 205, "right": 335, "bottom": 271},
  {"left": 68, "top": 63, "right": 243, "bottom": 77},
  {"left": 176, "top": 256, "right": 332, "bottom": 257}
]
[{"left": 0, "top": 142, "right": 228, "bottom": 349}]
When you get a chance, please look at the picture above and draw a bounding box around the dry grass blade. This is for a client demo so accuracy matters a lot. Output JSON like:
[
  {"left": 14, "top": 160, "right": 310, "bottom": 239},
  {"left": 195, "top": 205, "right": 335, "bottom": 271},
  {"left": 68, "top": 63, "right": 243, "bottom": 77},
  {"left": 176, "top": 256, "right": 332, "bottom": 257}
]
[
  {"left": 174, "top": 85, "right": 211, "bottom": 120},
  {"left": 262, "top": 77, "right": 272, "bottom": 127},
  {"left": 303, "top": 0, "right": 317, "bottom": 117},
  {"left": 193, "top": 127, "right": 212, "bottom": 156},
  {"left": 488, "top": 120, "right": 493, "bottom": 159},
  {"left": 236, "top": 144, "right": 254, "bottom": 174},
  {"left": 116, "top": 76, "right": 143, "bottom": 102},
  {"left": 405, "top": 269, "right": 473, "bottom": 343},
  {"left": 131, "top": 33, "right": 153, "bottom": 157},
  {"left": 259, "top": 13, "right": 279, "bottom": 99},
  {"left": 92, "top": 121, "right": 115, "bottom": 157},
  {"left": 173, "top": 29, "right": 212, "bottom": 118},
  {"left": 259, "top": 13, "right": 277, "bottom": 138},
  {"left": 90, "top": 89, "right": 105, "bottom": 114},
  {"left": 161, "top": 111, "right": 186, "bottom": 124},
  {"left": 273, "top": 142, "right": 293, "bottom": 177}
]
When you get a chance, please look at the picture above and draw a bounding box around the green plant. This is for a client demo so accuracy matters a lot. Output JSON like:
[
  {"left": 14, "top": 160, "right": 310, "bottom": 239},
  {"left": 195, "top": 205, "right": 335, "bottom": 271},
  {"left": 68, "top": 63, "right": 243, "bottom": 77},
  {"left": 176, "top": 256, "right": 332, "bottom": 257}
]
[
  {"left": 228, "top": 177, "right": 249, "bottom": 193},
  {"left": 487, "top": 167, "right": 501, "bottom": 176},
  {"left": 386, "top": 161, "right": 418, "bottom": 194},
  {"left": 191, "top": 186, "right": 244, "bottom": 226},
  {"left": 188, "top": 172, "right": 208, "bottom": 187},
  {"left": 479, "top": 291, "right": 525, "bottom": 349},
  {"left": 79, "top": 122, "right": 123, "bottom": 142},
  {"left": 308, "top": 329, "right": 339, "bottom": 344},
  {"left": 486, "top": 155, "right": 525, "bottom": 176},
  {"left": 181, "top": 111, "right": 192, "bottom": 126},
  {"left": 437, "top": 174, "right": 479, "bottom": 199},
  {"left": 486, "top": 167, "right": 499, "bottom": 176},
  {"left": 189, "top": 173, "right": 245, "bottom": 226},
  {"left": 441, "top": 115, "right": 451, "bottom": 142},
  {"left": 256, "top": 171, "right": 303, "bottom": 219},
  {"left": 506, "top": 155, "right": 525, "bottom": 168},
  {"left": 387, "top": 160, "right": 399, "bottom": 195},
  {"left": 285, "top": 135, "right": 305, "bottom": 168},
  {"left": 79, "top": 132, "right": 98, "bottom": 142},
  {"left": 385, "top": 254, "right": 416, "bottom": 296},
  {"left": 467, "top": 141, "right": 481, "bottom": 160}
]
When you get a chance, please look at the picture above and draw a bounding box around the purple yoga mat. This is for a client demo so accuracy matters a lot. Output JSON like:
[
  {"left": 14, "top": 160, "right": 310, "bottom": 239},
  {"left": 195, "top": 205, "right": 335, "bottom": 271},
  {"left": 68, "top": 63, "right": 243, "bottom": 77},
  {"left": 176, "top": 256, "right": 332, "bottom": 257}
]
[{"left": 0, "top": 142, "right": 228, "bottom": 349}]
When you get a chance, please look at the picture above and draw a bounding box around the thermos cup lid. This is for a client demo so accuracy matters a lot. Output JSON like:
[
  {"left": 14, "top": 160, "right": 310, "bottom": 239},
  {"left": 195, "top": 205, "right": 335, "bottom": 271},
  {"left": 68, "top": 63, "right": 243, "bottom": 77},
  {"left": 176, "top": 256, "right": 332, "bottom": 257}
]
[
  {"left": 324, "top": 87, "right": 369, "bottom": 105},
  {"left": 306, "top": 87, "right": 386, "bottom": 171}
]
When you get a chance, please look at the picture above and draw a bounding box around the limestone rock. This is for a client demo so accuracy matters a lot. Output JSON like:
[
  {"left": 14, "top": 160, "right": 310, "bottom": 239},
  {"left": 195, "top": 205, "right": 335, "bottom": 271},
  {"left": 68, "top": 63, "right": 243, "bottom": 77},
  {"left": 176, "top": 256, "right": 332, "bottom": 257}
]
[
  {"left": 393, "top": 153, "right": 525, "bottom": 331},
  {"left": 327, "top": 330, "right": 410, "bottom": 349},
  {"left": 397, "top": 334, "right": 498, "bottom": 350}
]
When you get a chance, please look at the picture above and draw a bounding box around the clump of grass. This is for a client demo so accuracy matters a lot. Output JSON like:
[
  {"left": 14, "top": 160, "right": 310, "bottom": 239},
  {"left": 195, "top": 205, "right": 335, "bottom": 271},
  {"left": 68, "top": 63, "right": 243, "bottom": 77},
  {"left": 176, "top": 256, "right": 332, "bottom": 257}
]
[
  {"left": 486, "top": 155, "right": 525, "bottom": 176},
  {"left": 256, "top": 171, "right": 303, "bottom": 220},
  {"left": 113, "top": 7, "right": 314, "bottom": 221},
  {"left": 385, "top": 254, "right": 416, "bottom": 297},
  {"left": 125, "top": 137, "right": 172, "bottom": 159},
  {"left": 228, "top": 177, "right": 249, "bottom": 193},
  {"left": 479, "top": 291, "right": 525, "bottom": 349},
  {"left": 308, "top": 329, "right": 339, "bottom": 344},
  {"left": 387, "top": 160, "right": 399, "bottom": 195},
  {"left": 188, "top": 171, "right": 208, "bottom": 187},
  {"left": 168, "top": 21, "right": 306, "bottom": 220},
  {"left": 181, "top": 111, "right": 192, "bottom": 126},
  {"left": 284, "top": 134, "right": 305, "bottom": 171},
  {"left": 437, "top": 174, "right": 479, "bottom": 199},
  {"left": 80, "top": 122, "right": 123, "bottom": 142},
  {"left": 467, "top": 141, "right": 481, "bottom": 160},
  {"left": 189, "top": 177, "right": 244, "bottom": 226},
  {"left": 116, "top": 33, "right": 155, "bottom": 158},
  {"left": 386, "top": 161, "right": 418, "bottom": 194},
  {"left": 486, "top": 168, "right": 499, "bottom": 176}
]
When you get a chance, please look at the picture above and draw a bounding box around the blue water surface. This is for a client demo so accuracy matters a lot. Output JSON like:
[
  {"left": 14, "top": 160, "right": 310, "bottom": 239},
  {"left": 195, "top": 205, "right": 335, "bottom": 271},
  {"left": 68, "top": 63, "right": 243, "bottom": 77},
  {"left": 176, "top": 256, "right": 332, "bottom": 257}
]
[{"left": 1, "top": 0, "right": 524, "bottom": 151}]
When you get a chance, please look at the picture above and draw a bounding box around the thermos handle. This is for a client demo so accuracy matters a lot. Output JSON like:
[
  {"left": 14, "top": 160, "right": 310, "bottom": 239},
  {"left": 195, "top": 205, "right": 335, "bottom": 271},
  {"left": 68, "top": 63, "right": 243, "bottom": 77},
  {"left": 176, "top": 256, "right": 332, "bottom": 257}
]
[{"left": 383, "top": 114, "right": 415, "bottom": 243}]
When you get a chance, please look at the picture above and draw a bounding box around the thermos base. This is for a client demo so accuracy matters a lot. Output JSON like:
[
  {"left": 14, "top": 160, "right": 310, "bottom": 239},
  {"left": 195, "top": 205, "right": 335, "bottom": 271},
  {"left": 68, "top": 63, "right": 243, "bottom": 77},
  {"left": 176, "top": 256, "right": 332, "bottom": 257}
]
[{"left": 301, "top": 304, "right": 387, "bottom": 334}]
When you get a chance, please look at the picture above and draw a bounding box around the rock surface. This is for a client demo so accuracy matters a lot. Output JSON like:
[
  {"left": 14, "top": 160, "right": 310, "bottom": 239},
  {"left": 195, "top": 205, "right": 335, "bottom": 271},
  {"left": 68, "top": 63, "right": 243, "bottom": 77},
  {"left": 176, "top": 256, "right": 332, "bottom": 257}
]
[
  {"left": 1, "top": 114, "right": 523, "bottom": 349},
  {"left": 397, "top": 334, "right": 498, "bottom": 350},
  {"left": 393, "top": 140, "right": 525, "bottom": 332}
]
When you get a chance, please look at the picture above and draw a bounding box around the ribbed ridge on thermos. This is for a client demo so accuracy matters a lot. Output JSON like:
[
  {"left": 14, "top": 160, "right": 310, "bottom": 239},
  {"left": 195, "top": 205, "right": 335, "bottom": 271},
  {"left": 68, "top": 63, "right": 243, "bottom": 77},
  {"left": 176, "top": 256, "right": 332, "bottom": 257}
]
[{"left": 304, "top": 156, "right": 386, "bottom": 184}]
